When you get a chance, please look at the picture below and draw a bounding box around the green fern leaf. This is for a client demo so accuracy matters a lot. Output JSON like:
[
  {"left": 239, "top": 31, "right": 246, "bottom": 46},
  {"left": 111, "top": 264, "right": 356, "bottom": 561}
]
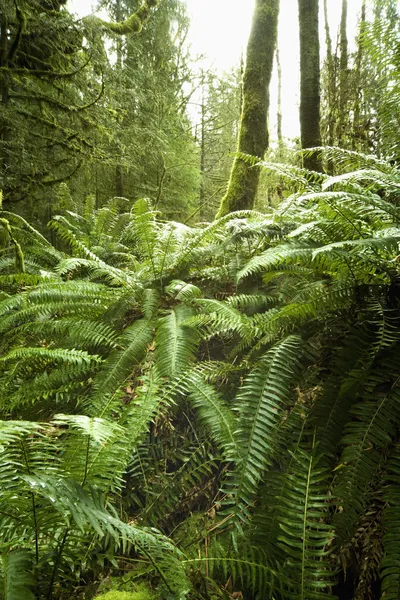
[
  {"left": 155, "top": 305, "right": 199, "bottom": 379},
  {"left": 1, "top": 550, "right": 35, "bottom": 600},
  {"left": 90, "top": 318, "right": 154, "bottom": 415},
  {"left": 381, "top": 446, "right": 400, "bottom": 599},
  {"left": 229, "top": 336, "right": 304, "bottom": 523},
  {"left": 277, "top": 442, "right": 336, "bottom": 600}
]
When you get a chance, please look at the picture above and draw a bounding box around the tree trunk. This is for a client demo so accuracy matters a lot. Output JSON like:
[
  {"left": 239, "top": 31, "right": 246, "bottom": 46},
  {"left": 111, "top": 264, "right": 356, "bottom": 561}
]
[
  {"left": 199, "top": 82, "right": 206, "bottom": 219},
  {"left": 0, "top": 14, "right": 10, "bottom": 194},
  {"left": 115, "top": 0, "right": 124, "bottom": 197},
  {"left": 276, "top": 45, "right": 283, "bottom": 152},
  {"left": 338, "top": 0, "right": 348, "bottom": 146},
  {"left": 216, "top": 0, "right": 280, "bottom": 218},
  {"left": 323, "top": 0, "right": 335, "bottom": 149},
  {"left": 353, "top": 0, "right": 366, "bottom": 150},
  {"left": 298, "top": 0, "right": 322, "bottom": 172}
]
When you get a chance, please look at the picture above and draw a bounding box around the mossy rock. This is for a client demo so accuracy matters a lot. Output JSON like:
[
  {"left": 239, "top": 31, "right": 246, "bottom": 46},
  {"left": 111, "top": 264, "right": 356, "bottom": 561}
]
[{"left": 95, "top": 585, "right": 157, "bottom": 600}]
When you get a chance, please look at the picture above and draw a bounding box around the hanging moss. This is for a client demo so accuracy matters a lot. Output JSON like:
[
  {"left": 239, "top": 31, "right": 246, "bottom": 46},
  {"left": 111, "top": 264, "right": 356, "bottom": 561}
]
[
  {"left": 97, "top": 0, "right": 159, "bottom": 35},
  {"left": 216, "top": 0, "right": 280, "bottom": 218}
]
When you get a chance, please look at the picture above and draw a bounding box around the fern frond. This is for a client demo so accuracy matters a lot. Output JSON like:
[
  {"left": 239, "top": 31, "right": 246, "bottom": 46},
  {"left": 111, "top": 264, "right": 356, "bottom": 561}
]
[
  {"left": 189, "top": 298, "right": 252, "bottom": 341},
  {"left": 186, "top": 371, "right": 237, "bottom": 460},
  {"left": 228, "top": 336, "right": 304, "bottom": 523},
  {"left": 89, "top": 318, "right": 154, "bottom": 415},
  {"left": 22, "top": 474, "right": 190, "bottom": 596},
  {"left": 277, "top": 441, "right": 336, "bottom": 600},
  {"left": 155, "top": 305, "right": 199, "bottom": 379},
  {"left": 1, "top": 550, "right": 35, "bottom": 600},
  {"left": 165, "top": 280, "right": 203, "bottom": 302},
  {"left": 53, "top": 414, "right": 127, "bottom": 490},
  {"left": 381, "top": 446, "right": 400, "bottom": 599},
  {"left": 334, "top": 380, "right": 400, "bottom": 544},
  {"left": 183, "top": 540, "right": 276, "bottom": 599}
]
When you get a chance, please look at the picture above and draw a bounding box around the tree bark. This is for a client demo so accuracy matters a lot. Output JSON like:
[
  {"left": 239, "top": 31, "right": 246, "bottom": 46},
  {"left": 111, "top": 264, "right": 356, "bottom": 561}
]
[
  {"left": 298, "top": 0, "right": 322, "bottom": 172},
  {"left": 323, "top": 0, "right": 334, "bottom": 150},
  {"left": 115, "top": 0, "right": 124, "bottom": 197},
  {"left": 216, "top": 0, "right": 280, "bottom": 218},
  {"left": 353, "top": 0, "right": 366, "bottom": 150},
  {"left": 276, "top": 44, "right": 283, "bottom": 155},
  {"left": 338, "top": 0, "right": 348, "bottom": 146},
  {"left": 0, "top": 14, "right": 10, "bottom": 187},
  {"left": 199, "top": 81, "right": 206, "bottom": 218}
]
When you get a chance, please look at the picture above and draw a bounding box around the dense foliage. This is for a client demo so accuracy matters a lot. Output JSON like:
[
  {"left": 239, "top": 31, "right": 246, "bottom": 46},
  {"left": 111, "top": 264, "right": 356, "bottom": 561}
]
[
  {"left": 0, "top": 147, "right": 400, "bottom": 598},
  {"left": 3, "top": 0, "right": 400, "bottom": 598}
]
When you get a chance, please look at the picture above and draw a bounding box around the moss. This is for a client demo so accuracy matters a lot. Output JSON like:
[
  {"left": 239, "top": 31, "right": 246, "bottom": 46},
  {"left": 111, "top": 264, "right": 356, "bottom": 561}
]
[
  {"left": 103, "top": 13, "right": 142, "bottom": 35},
  {"left": 95, "top": 589, "right": 156, "bottom": 600},
  {"left": 98, "top": 0, "right": 159, "bottom": 35},
  {"left": 95, "top": 582, "right": 159, "bottom": 600}
]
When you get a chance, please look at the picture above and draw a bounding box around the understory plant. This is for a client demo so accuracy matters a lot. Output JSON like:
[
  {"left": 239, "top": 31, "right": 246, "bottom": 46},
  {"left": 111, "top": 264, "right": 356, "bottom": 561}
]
[{"left": 1, "top": 147, "right": 400, "bottom": 598}]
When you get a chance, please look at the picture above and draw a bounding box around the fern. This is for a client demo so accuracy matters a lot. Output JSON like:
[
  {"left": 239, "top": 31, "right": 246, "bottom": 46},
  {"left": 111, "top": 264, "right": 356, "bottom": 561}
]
[
  {"left": 1, "top": 550, "right": 35, "bottom": 600},
  {"left": 228, "top": 336, "right": 304, "bottom": 524},
  {"left": 90, "top": 318, "right": 154, "bottom": 416},
  {"left": 381, "top": 446, "right": 400, "bottom": 599},
  {"left": 334, "top": 379, "right": 400, "bottom": 544},
  {"left": 277, "top": 440, "right": 336, "bottom": 600},
  {"left": 155, "top": 305, "right": 199, "bottom": 379}
]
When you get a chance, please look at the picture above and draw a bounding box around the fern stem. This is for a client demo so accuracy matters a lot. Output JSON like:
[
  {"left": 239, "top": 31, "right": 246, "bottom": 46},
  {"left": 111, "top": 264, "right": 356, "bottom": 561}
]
[
  {"left": 46, "top": 528, "right": 69, "bottom": 600},
  {"left": 20, "top": 440, "right": 39, "bottom": 565},
  {"left": 82, "top": 431, "right": 91, "bottom": 487},
  {"left": 301, "top": 442, "right": 314, "bottom": 600}
]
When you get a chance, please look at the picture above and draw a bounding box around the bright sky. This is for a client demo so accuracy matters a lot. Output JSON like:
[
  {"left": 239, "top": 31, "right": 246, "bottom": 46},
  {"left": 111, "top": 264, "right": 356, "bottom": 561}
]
[{"left": 68, "top": 0, "right": 364, "bottom": 138}]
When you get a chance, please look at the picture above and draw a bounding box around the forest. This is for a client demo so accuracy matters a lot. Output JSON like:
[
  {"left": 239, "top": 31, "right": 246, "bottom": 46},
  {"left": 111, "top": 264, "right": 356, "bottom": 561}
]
[{"left": 1, "top": 0, "right": 400, "bottom": 598}]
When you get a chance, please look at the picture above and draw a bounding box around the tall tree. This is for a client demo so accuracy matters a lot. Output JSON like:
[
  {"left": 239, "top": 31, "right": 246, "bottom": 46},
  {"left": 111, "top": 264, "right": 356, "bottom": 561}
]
[
  {"left": 72, "top": 0, "right": 199, "bottom": 219},
  {"left": 298, "top": 0, "right": 322, "bottom": 171},
  {"left": 216, "top": 0, "right": 280, "bottom": 218},
  {"left": 0, "top": 0, "right": 160, "bottom": 212},
  {"left": 352, "top": 0, "right": 367, "bottom": 150},
  {"left": 276, "top": 45, "right": 283, "bottom": 155},
  {"left": 322, "top": 0, "right": 335, "bottom": 150},
  {"left": 338, "top": 0, "right": 349, "bottom": 146},
  {"left": 196, "top": 69, "right": 241, "bottom": 221}
]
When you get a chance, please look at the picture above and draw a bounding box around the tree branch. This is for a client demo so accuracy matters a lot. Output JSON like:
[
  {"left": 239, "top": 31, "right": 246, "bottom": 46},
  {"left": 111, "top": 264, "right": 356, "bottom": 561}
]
[{"left": 87, "top": 0, "right": 159, "bottom": 36}]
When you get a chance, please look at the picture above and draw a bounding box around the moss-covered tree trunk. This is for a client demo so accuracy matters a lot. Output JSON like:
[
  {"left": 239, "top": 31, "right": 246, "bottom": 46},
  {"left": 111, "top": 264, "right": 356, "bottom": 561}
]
[
  {"left": 353, "top": 0, "right": 366, "bottom": 150},
  {"left": 0, "top": 14, "right": 9, "bottom": 182},
  {"left": 298, "top": 0, "right": 322, "bottom": 172},
  {"left": 338, "top": 0, "right": 348, "bottom": 146},
  {"left": 115, "top": 0, "right": 124, "bottom": 197},
  {"left": 216, "top": 0, "right": 280, "bottom": 218},
  {"left": 323, "top": 0, "right": 334, "bottom": 149}
]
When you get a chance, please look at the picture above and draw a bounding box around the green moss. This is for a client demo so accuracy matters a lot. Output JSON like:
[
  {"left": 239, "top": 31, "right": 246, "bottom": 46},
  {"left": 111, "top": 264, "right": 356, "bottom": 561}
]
[
  {"left": 95, "top": 582, "right": 158, "bottom": 600},
  {"left": 216, "top": 157, "right": 260, "bottom": 218},
  {"left": 95, "top": 589, "right": 155, "bottom": 600},
  {"left": 104, "top": 13, "right": 142, "bottom": 35},
  {"left": 98, "top": 0, "right": 159, "bottom": 36}
]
